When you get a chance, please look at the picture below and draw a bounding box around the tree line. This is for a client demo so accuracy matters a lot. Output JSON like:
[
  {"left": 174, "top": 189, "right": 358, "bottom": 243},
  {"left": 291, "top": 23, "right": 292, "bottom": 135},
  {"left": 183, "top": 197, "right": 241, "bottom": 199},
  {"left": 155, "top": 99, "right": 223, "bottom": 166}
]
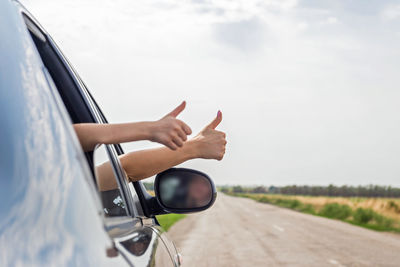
[{"left": 219, "top": 184, "right": 400, "bottom": 198}]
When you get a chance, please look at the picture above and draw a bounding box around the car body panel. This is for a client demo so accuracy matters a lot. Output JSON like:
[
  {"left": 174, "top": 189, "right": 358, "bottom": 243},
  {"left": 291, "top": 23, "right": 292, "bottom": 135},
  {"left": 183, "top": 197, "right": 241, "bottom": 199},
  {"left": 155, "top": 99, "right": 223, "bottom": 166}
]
[
  {"left": 115, "top": 226, "right": 175, "bottom": 267},
  {"left": 0, "top": 0, "right": 179, "bottom": 266},
  {"left": 0, "top": 1, "right": 127, "bottom": 265}
]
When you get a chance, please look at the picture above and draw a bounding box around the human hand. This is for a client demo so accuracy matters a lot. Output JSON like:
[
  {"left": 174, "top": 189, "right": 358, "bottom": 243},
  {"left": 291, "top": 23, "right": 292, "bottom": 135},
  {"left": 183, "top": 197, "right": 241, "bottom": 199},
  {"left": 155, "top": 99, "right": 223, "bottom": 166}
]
[
  {"left": 150, "top": 101, "right": 192, "bottom": 150},
  {"left": 190, "top": 111, "right": 227, "bottom": 160}
]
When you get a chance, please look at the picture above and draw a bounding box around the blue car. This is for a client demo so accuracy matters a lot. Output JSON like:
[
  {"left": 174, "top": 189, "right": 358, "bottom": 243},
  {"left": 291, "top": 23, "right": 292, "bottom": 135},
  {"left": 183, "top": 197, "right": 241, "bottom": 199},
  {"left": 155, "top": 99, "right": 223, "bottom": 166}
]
[{"left": 0, "top": 0, "right": 216, "bottom": 266}]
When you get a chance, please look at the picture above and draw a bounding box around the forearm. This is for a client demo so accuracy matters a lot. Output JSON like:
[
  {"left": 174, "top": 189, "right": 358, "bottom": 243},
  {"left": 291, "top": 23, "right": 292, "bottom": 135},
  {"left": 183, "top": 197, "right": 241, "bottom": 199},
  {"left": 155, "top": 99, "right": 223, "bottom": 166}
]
[
  {"left": 95, "top": 143, "right": 196, "bottom": 191},
  {"left": 96, "top": 161, "right": 119, "bottom": 192},
  {"left": 74, "top": 122, "right": 152, "bottom": 152},
  {"left": 120, "top": 140, "right": 199, "bottom": 182}
]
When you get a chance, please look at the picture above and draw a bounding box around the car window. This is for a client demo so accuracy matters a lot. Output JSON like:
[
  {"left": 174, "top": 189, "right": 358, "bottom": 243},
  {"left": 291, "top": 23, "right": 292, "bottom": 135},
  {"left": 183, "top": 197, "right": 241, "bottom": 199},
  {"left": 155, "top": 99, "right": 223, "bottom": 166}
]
[
  {"left": 93, "top": 144, "right": 129, "bottom": 217},
  {"left": 82, "top": 89, "right": 143, "bottom": 208}
]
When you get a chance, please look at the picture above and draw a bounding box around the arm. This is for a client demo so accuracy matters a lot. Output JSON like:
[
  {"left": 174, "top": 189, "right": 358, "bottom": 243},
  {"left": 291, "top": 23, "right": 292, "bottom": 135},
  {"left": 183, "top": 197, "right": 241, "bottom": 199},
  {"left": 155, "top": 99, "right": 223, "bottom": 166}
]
[
  {"left": 121, "top": 111, "right": 226, "bottom": 181},
  {"left": 74, "top": 101, "right": 191, "bottom": 152},
  {"left": 96, "top": 111, "right": 226, "bottom": 191},
  {"left": 74, "top": 122, "right": 153, "bottom": 152}
]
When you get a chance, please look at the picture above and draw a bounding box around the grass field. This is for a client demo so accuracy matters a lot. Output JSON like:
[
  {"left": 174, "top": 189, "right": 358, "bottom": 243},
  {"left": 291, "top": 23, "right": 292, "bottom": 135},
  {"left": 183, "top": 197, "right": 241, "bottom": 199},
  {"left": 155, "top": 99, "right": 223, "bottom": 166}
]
[
  {"left": 156, "top": 214, "right": 187, "bottom": 231},
  {"left": 230, "top": 193, "right": 400, "bottom": 232}
]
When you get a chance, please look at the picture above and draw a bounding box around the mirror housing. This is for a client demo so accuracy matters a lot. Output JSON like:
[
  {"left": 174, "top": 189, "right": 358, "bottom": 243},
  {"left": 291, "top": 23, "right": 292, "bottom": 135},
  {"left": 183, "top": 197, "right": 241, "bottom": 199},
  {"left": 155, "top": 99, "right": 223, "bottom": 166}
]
[{"left": 154, "top": 168, "right": 217, "bottom": 214}]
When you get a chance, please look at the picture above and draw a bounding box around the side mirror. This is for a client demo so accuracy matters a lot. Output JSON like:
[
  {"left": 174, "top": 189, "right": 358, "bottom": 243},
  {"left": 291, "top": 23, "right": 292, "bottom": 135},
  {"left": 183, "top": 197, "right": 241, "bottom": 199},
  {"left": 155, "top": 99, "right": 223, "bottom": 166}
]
[{"left": 154, "top": 168, "right": 217, "bottom": 213}]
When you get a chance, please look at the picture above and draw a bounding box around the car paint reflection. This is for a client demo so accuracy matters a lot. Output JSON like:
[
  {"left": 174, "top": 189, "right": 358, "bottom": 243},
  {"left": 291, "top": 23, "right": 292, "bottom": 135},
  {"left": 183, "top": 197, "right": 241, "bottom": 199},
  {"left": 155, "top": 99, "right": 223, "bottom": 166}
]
[
  {"left": 120, "top": 228, "right": 152, "bottom": 257},
  {"left": 116, "top": 226, "right": 175, "bottom": 267},
  {"left": 0, "top": 1, "right": 127, "bottom": 265}
]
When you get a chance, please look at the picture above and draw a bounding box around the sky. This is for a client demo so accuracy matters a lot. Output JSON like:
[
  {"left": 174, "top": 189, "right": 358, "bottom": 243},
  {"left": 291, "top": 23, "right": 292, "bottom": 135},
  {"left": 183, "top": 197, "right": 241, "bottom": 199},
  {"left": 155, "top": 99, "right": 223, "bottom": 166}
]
[{"left": 20, "top": 0, "right": 400, "bottom": 186}]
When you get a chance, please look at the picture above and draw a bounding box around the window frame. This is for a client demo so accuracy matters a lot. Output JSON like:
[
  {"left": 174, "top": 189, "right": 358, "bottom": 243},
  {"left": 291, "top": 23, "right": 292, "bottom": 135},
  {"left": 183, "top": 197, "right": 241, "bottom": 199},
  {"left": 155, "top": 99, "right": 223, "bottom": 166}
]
[
  {"left": 47, "top": 35, "right": 138, "bottom": 217},
  {"left": 21, "top": 10, "right": 137, "bottom": 218}
]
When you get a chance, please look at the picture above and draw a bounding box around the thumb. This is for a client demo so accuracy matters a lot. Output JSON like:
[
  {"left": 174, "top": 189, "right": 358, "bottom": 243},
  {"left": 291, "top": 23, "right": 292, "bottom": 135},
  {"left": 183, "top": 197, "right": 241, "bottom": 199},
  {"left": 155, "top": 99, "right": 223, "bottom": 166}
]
[
  {"left": 206, "top": 110, "right": 222, "bottom": 130},
  {"left": 164, "top": 101, "right": 186, "bottom": 118}
]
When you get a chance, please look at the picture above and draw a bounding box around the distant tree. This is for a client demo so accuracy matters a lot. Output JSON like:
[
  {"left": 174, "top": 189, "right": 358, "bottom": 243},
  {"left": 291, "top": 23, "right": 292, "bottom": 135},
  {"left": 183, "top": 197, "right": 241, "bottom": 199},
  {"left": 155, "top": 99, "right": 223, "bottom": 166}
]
[
  {"left": 327, "top": 184, "right": 334, "bottom": 196},
  {"left": 252, "top": 186, "right": 267, "bottom": 194},
  {"left": 220, "top": 187, "right": 230, "bottom": 193},
  {"left": 268, "top": 186, "right": 279, "bottom": 194},
  {"left": 221, "top": 184, "right": 400, "bottom": 198},
  {"left": 233, "top": 185, "right": 244, "bottom": 193},
  {"left": 273, "top": 184, "right": 400, "bottom": 198}
]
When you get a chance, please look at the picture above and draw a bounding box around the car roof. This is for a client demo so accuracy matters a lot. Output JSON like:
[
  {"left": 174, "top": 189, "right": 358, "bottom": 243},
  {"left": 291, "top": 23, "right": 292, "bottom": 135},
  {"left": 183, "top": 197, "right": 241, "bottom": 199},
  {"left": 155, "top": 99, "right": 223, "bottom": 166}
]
[
  {"left": 0, "top": 0, "right": 45, "bottom": 98},
  {"left": 0, "top": 0, "right": 69, "bottom": 179}
]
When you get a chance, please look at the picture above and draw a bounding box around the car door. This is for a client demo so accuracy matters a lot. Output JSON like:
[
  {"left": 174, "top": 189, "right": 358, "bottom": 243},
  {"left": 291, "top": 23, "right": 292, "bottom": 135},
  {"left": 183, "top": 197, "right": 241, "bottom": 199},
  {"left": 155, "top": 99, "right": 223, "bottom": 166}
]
[
  {"left": 17, "top": 4, "right": 178, "bottom": 266},
  {"left": 87, "top": 103, "right": 178, "bottom": 267},
  {"left": 82, "top": 64, "right": 181, "bottom": 267},
  {"left": 0, "top": 1, "right": 131, "bottom": 265}
]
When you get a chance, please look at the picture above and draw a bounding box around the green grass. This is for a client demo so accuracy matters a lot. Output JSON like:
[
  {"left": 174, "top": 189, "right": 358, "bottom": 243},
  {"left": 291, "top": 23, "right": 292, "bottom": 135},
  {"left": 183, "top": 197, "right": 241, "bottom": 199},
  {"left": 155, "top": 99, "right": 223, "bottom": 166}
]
[
  {"left": 229, "top": 192, "right": 400, "bottom": 233},
  {"left": 319, "top": 203, "right": 352, "bottom": 220},
  {"left": 156, "top": 214, "right": 187, "bottom": 231}
]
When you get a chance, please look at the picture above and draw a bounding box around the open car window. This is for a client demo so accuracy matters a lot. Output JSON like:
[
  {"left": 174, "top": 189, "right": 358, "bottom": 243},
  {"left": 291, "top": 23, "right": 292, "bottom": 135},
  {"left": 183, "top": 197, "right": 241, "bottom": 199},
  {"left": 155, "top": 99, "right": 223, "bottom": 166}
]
[
  {"left": 22, "top": 12, "right": 137, "bottom": 217},
  {"left": 94, "top": 145, "right": 129, "bottom": 217}
]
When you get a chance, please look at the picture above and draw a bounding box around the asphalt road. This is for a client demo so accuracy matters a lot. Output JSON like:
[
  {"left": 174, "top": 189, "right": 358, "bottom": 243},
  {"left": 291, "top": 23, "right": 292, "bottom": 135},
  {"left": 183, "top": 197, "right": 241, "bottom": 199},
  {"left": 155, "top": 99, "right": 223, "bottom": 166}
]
[{"left": 167, "top": 193, "right": 400, "bottom": 267}]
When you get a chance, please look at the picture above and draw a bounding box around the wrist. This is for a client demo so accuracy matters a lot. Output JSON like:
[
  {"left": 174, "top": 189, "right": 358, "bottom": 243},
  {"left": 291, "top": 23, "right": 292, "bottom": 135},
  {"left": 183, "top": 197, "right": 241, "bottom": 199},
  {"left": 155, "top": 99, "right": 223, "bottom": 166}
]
[
  {"left": 183, "top": 139, "right": 201, "bottom": 160},
  {"left": 140, "top": 121, "right": 156, "bottom": 141}
]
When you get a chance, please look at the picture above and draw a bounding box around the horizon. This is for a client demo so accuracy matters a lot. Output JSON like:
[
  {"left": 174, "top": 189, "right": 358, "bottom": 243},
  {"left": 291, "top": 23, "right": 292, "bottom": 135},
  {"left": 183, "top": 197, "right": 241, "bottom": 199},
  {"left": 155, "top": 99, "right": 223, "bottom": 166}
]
[{"left": 216, "top": 183, "right": 400, "bottom": 187}]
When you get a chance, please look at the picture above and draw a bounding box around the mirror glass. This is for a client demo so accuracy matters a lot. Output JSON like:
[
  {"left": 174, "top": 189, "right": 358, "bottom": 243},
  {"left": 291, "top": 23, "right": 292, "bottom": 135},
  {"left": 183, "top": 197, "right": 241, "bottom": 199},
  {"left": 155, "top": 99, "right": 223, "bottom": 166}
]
[{"left": 158, "top": 170, "right": 213, "bottom": 209}]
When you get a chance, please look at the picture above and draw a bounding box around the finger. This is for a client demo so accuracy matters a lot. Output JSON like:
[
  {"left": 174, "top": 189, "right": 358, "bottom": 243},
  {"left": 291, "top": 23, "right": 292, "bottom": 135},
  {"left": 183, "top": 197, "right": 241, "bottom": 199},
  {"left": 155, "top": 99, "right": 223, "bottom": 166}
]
[
  {"left": 220, "top": 149, "right": 226, "bottom": 160},
  {"left": 166, "top": 141, "right": 178, "bottom": 150},
  {"left": 176, "top": 128, "right": 188, "bottom": 142},
  {"left": 172, "top": 135, "right": 184, "bottom": 147},
  {"left": 181, "top": 121, "right": 192, "bottom": 135},
  {"left": 206, "top": 110, "right": 222, "bottom": 130},
  {"left": 164, "top": 101, "right": 186, "bottom": 118},
  {"left": 216, "top": 130, "right": 226, "bottom": 138}
]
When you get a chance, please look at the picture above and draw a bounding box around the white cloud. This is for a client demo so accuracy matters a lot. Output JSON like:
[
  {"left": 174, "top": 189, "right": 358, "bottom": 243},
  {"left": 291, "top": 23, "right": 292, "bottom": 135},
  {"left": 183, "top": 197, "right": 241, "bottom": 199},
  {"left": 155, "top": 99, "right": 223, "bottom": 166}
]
[
  {"left": 326, "top": 16, "right": 338, "bottom": 24},
  {"left": 213, "top": 17, "right": 266, "bottom": 51},
  {"left": 296, "top": 22, "right": 308, "bottom": 31},
  {"left": 381, "top": 4, "right": 400, "bottom": 20}
]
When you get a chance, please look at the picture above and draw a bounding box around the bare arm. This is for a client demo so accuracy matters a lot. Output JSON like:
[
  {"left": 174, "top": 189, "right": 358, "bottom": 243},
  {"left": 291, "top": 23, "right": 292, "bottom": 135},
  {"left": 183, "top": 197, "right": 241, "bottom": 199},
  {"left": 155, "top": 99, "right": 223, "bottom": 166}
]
[
  {"left": 74, "top": 122, "right": 152, "bottom": 152},
  {"left": 121, "top": 140, "right": 198, "bottom": 182},
  {"left": 96, "top": 142, "right": 195, "bottom": 191},
  {"left": 74, "top": 101, "right": 191, "bottom": 152},
  {"left": 122, "top": 111, "right": 226, "bottom": 181},
  {"left": 97, "top": 111, "right": 226, "bottom": 191}
]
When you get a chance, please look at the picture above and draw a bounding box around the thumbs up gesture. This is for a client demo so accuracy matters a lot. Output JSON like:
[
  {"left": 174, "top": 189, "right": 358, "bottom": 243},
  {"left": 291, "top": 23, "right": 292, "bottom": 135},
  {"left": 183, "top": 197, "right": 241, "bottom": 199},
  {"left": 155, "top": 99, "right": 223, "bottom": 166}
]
[
  {"left": 150, "top": 101, "right": 192, "bottom": 150},
  {"left": 190, "top": 111, "right": 227, "bottom": 160}
]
